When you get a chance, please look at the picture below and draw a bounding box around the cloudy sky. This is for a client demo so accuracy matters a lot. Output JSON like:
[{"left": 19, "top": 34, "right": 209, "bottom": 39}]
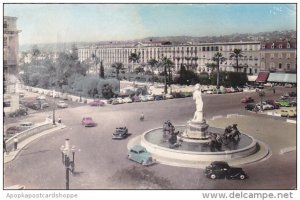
[{"left": 4, "top": 3, "right": 296, "bottom": 45}]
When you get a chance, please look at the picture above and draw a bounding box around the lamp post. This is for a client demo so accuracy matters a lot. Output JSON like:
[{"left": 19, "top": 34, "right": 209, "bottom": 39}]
[
  {"left": 52, "top": 89, "right": 56, "bottom": 125},
  {"left": 60, "top": 139, "right": 76, "bottom": 190}
]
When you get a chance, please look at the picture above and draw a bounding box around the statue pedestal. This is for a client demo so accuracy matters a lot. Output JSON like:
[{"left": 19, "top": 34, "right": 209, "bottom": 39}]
[{"left": 181, "top": 119, "right": 209, "bottom": 140}]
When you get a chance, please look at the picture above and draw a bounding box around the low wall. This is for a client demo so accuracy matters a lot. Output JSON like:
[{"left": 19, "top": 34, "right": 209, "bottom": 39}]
[{"left": 5, "top": 122, "right": 54, "bottom": 152}]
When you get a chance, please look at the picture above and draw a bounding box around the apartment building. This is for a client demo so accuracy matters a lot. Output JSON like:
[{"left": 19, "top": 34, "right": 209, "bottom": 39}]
[{"left": 78, "top": 41, "right": 262, "bottom": 75}]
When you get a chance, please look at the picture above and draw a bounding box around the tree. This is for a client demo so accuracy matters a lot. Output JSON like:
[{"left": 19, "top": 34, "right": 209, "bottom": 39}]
[
  {"left": 91, "top": 53, "right": 100, "bottom": 75},
  {"left": 160, "top": 57, "right": 174, "bottom": 94},
  {"left": 111, "top": 62, "right": 124, "bottom": 80},
  {"left": 212, "top": 52, "right": 226, "bottom": 89},
  {"left": 31, "top": 45, "right": 41, "bottom": 66},
  {"left": 100, "top": 60, "right": 104, "bottom": 78},
  {"left": 147, "top": 58, "right": 158, "bottom": 83},
  {"left": 128, "top": 52, "right": 140, "bottom": 72},
  {"left": 230, "top": 49, "right": 244, "bottom": 72}
]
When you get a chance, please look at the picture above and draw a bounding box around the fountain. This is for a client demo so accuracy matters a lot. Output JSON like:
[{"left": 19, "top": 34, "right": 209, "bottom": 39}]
[{"left": 128, "top": 84, "right": 270, "bottom": 168}]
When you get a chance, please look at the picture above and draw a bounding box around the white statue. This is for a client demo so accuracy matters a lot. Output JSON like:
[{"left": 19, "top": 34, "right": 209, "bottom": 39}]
[{"left": 192, "top": 84, "right": 203, "bottom": 122}]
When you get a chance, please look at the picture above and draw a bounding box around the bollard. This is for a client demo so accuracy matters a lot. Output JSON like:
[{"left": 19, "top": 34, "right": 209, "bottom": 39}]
[{"left": 14, "top": 138, "right": 18, "bottom": 151}]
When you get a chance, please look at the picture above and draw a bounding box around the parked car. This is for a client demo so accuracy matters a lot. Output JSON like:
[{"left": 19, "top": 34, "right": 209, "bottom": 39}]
[
  {"left": 5, "top": 126, "right": 23, "bottom": 135},
  {"left": 280, "top": 109, "right": 296, "bottom": 118},
  {"left": 112, "top": 127, "right": 128, "bottom": 139},
  {"left": 8, "top": 107, "right": 28, "bottom": 118},
  {"left": 106, "top": 98, "right": 115, "bottom": 104},
  {"left": 146, "top": 95, "right": 154, "bottom": 101},
  {"left": 289, "top": 100, "right": 297, "bottom": 107},
  {"left": 36, "top": 95, "right": 46, "bottom": 100},
  {"left": 245, "top": 103, "right": 256, "bottom": 111},
  {"left": 123, "top": 97, "right": 133, "bottom": 103},
  {"left": 288, "top": 92, "right": 297, "bottom": 97},
  {"left": 165, "top": 94, "right": 174, "bottom": 99},
  {"left": 154, "top": 95, "right": 163, "bottom": 101},
  {"left": 140, "top": 95, "right": 148, "bottom": 102},
  {"left": 171, "top": 92, "right": 184, "bottom": 98},
  {"left": 204, "top": 161, "right": 248, "bottom": 180},
  {"left": 39, "top": 100, "right": 49, "bottom": 108},
  {"left": 207, "top": 89, "right": 217, "bottom": 94},
  {"left": 81, "top": 117, "right": 96, "bottom": 127},
  {"left": 26, "top": 102, "right": 41, "bottom": 110},
  {"left": 89, "top": 99, "right": 104, "bottom": 107},
  {"left": 132, "top": 96, "right": 141, "bottom": 102},
  {"left": 181, "top": 92, "right": 193, "bottom": 97},
  {"left": 241, "top": 96, "right": 254, "bottom": 103},
  {"left": 256, "top": 102, "right": 274, "bottom": 110},
  {"left": 111, "top": 99, "right": 120, "bottom": 105},
  {"left": 18, "top": 121, "right": 34, "bottom": 129},
  {"left": 57, "top": 100, "right": 69, "bottom": 108},
  {"left": 116, "top": 97, "right": 124, "bottom": 104},
  {"left": 276, "top": 100, "right": 291, "bottom": 107},
  {"left": 265, "top": 100, "right": 280, "bottom": 109},
  {"left": 127, "top": 145, "right": 154, "bottom": 166}
]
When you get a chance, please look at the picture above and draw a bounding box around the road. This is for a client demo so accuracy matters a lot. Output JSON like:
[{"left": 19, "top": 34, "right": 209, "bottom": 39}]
[{"left": 3, "top": 86, "right": 296, "bottom": 189}]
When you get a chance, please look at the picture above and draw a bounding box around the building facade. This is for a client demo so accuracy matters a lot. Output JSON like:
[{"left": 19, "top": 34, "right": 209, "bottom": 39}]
[
  {"left": 4, "top": 16, "right": 21, "bottom": 113},
  {"left": 78, "top": 41, "right": 262, "bottom": 75},
  {"left": 260, "top": 41, "right": 297, "bottom": 73}
]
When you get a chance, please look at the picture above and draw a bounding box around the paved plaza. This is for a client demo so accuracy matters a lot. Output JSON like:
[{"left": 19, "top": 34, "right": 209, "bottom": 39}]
[{"left": 3, "top": 86, "right": 296, "bottom": 189}]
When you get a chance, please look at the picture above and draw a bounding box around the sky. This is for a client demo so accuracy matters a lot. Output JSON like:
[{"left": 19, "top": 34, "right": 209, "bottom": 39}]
[{"left": 3, "top": 3, "right": 297, "bottom": 45}]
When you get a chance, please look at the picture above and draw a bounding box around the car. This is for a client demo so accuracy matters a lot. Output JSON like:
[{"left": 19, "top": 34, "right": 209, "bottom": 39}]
[
  {"left": 36, "top": 95, "right": 46, "bottom": 100},
  {"left": 111, "top": 99, "right": 120, "bottom": 105},
  {"left": 26, "top": 102, "right": 41, "bottom": 110},
  {"left": 116, "top": 97, "right": 124, "bottom": 104},
  {"left": 280, "top": 93, "right": 290, "bottom": 100},
  {"left": 204, "top": 161, "right": 248, "bottom": 180},
  {"left": 165, "top": 94, "right": 174, "bottom": 99},
  {"left": 256, "top": 102, "right": 274, "bottom": 110},
  {"left": 106, "top": 98, "right": 115, "bottom": 104},
  {"left": 279, "top": 109, "right": 297, "bottom": 118},
  {"left": 140, "top": 95, "right": 148, "bottom": 102},
  {"left": 89, "top": 99, "right": 104, "bottom": 107},
  {"left": 132, "top": 96, "right": 141, "bottom": 102},
  {"left": 171, "top": 92, "right": 184, "bottom": 98},
  {"left": 182, "top": 92, "right": 193, "bottom": 97},
  {"left": 81, "top": 117, "right": 96, "bottom": 127},
  {"left": 288, "top": 92, "right": 297, "bottom": 97},
  {"left": 57, "top": 100, "right": 69, "bottom": 108},
  {"left": 5, "top": 126, "right": 23, "bottom": 135},
  {"left": 112, "top": 127, "right": 128, "bottom": 139},
  {"left": 127, "top": 145, "right": 154, "bottom": 166},
  {"left": 289, "top": 100, "right": 297, "bottom": 107},
  {"left": 123, "top": 97, "right": 133, "bottom": 103},
  {"left": 18, "top": 121, "right": 34, "bottom": 129},
  {"left": 241, "top": 96, "right": 254, "bottom": 103},
  {"left": 276, "top": 100, "right": 290, "bottom": 107},
  {"left": 8, "top": 107, "right": 28, "bottom": 117},
  {"left": 146, "top": 95, "right": 154, "bottom": 101},
  {"left": 245, "top": 103, "right": 256, "bottom": 111},
  {"left": 265, "top": 100, "right": 280, "bottom": 109},
  {"left": 38, "top": 100, "right": 49, "bottom": 108},
  {"left": 154, "top": 95, "right": 163, "bottom": 101},
  {"left": 207, "top": 89, "right": 217, "bottom": 94}
]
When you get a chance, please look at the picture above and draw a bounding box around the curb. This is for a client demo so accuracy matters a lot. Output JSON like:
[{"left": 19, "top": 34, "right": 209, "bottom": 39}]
[{"left": 4, "top": 124, "right": 66, "bottom": 164}]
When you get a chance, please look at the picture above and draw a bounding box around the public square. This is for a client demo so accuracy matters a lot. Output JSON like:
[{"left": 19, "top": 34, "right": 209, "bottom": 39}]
[{"left": 4, "top": 86, "right": 296, "bottom": 189}]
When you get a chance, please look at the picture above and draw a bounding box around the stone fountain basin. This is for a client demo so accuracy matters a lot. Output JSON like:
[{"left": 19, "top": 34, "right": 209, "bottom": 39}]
[{"left": 141, "top": 125, "right": 258, "bottom": 163}]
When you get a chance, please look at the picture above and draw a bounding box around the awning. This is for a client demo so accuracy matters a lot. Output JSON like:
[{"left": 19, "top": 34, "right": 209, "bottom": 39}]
[
  {"left": 256, "top": 72, "right": 269, "bottom": 83},
  {"left": 267, "top": 73, "right": 296, "bottom": 83},
  {"left": 247, "top": 75, "right": 258, "bottom": 82}
]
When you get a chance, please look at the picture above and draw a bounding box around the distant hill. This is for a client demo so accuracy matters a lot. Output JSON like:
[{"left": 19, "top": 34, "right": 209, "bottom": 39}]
[{"left": 20, "top": 30, "right": 296, "bottom": 52}]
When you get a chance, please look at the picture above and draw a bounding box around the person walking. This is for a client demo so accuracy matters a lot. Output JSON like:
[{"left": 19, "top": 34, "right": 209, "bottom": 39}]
[{"left": 13, "top": 137, "right": 18, "bottom": 151}]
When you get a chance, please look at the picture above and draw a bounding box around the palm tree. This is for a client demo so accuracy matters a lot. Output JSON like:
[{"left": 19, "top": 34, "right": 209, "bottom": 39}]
[
  {"left": 111, "top": 62, "right": 124, "bottom": 80},
  {"left": 147, "top": 58, "right": 158, "bottom": 83},
  {"left": 230, "top": 49, "right": 243, "bottom": 72},
  {"left": 128, "top": 52, "right": 140, "bottom": 72},
  {"left": 212, "top": 52, "right": 226, "bottom": 89},
  {"left": 160, "top": 57, "right": 174, "bottom": 94}
]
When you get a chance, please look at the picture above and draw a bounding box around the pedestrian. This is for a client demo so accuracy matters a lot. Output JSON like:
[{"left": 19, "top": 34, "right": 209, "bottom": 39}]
[
  {"left": 273, "top": 86, "right": 276, "bottom": 94},
  {"left": 140, "top": 112, "right": 144, "bottom": 121},
  {"left": 13, "top": 137, "right": 18, "bottom": 151},
  {"left": 58, "top": 116, "right": 62, "bottom": 123},
  {"left": 3, "top": 138, "right": 7, "bottom": 154}
]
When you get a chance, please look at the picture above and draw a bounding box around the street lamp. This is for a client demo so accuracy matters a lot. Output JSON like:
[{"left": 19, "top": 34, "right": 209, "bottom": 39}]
[
  {"left": 52, "top": 89, "right": 56, "bottom": 125},
  {"left": 60, "top": 139, "right": 76, "bottom": 190}
]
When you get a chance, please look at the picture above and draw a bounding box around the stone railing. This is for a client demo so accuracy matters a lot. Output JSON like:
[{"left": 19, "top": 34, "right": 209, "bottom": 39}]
[{"left": 5, "top": 122, "right": 55, "bottom": 152}]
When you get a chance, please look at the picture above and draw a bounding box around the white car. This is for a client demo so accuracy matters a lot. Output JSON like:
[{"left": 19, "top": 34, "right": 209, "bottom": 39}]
[
  {"left": 140, "top": 96, "right": 148, "bottom": 102},
  {"left": 116, "top": 97, "right": 124, "bottom": 104},
  {"left": 123, "top": 97, "right": 133, "bottom": 103},
  {"left": 36, "top": 95, "right": 46, "bottom": 100},
  {"left": 256, "top": 102, "right": 274, "bottom": 110},
  {"left": 57, "top": 100, "right": 68, "bottom": 108},
  {"left": 165, "top": 94, "right": 174, "bottom": 99},
  {"left": 146, "top": 95, "right": 154, "bottom": 101}
]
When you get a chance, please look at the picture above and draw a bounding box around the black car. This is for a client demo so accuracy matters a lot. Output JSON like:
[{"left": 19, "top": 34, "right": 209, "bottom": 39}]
[
  {"left": 8, "top": 107, "right": 28, "bottom": 118},
  {"left": 288, "top": 92, "right": 297, "bottom": 97},
  {"left": 204, "top": 161, "right": 248, "bottom": 180},
  {"left": 112, "top": 127, "right": 128, "bottom": 139},
  {"left": 245, "top": 103, "right": 256, "bottom": 111}
]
